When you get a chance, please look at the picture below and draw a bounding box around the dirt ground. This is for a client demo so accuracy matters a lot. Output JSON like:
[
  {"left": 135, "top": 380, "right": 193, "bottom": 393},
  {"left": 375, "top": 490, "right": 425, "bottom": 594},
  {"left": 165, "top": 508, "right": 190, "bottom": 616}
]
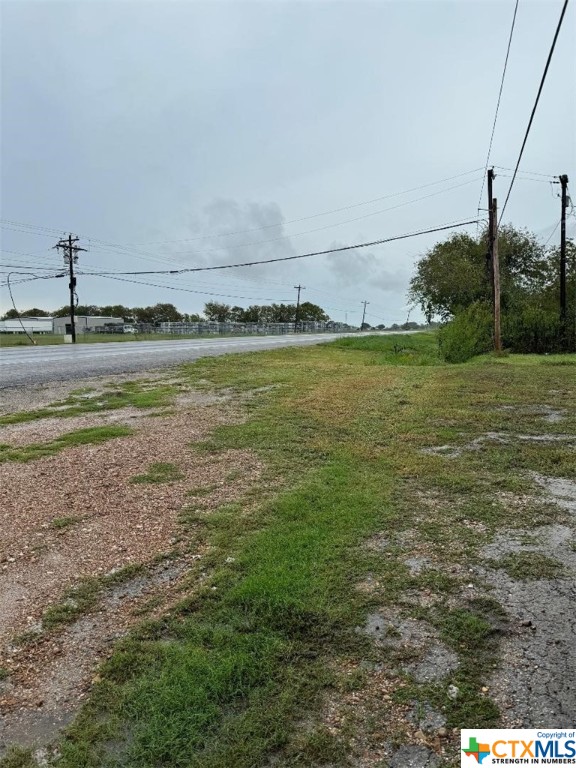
[{"left": 0, "top": 372, "right": 264, "bottom": 756}]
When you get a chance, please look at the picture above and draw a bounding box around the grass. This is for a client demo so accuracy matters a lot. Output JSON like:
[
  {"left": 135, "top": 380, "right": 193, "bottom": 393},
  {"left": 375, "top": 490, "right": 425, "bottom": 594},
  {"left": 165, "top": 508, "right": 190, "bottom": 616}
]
[
  {"left": 41, "top": 564, "right": 146, "bottom": 632},
  {"left": 130, "top": 462, "right": 184, "bottom": 484},
  {"left": 496, "top": 551, "right": 565, "bottom": 580},
  {"left": 0, "top": 425, "right": 133, "bottom": 463},
  {"left": 3, "top": 334, "right": 575, "bottom": 767},
  {"left": 0, "top": 382, "right": 176, "bottom": 426},
  {"left": 50, "top": 516, "right": 81, "bottom": 530}
]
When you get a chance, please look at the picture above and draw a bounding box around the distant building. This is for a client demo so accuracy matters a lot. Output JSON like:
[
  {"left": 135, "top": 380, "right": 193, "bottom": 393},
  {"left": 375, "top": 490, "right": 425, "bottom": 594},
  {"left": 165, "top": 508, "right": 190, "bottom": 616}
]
[
  {"left": 0, "top": 316, "right": 54, "bottom": 334},
  {"left": 52, "top": 316, "right": 124, "bottom": 335}
]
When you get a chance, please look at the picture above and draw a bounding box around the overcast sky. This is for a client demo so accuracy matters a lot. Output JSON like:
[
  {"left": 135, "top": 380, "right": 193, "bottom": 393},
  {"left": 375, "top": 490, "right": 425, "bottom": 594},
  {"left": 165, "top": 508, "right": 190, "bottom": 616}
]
[{"left": 1, "top": 0, "right": 574, "bottom": 326}]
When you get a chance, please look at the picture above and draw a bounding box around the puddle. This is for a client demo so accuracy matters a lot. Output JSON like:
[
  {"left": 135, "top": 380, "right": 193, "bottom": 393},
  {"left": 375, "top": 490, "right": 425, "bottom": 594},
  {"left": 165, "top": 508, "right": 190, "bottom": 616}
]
[
  {"left": 530, "top": 473, "right": 576, "bottom": 514},
  {"left": 422, "top": 431, "right": 576, "bottom": 459},
  {"left": 497, "top": 405, "right": 566, "bottom": 423}
]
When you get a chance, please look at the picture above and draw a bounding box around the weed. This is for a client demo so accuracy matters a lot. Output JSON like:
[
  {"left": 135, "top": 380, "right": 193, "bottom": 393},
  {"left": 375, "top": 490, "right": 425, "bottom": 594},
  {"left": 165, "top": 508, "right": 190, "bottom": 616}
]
[
  {"left": 50, "top": 516, "right": 81, "bottom": 530},
  {"left": 131, "top": 462, "right": 184, "bottom": 484}
]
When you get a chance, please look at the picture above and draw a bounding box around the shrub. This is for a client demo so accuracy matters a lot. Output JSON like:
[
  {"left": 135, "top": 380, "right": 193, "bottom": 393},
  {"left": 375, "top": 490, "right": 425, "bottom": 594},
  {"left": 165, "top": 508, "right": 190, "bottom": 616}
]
[
  {"left": 438, "top": 303, "right": 492, "bottom": 363},
  {"left": 503, "top": 306, "right": 575, "bottom": 354}
]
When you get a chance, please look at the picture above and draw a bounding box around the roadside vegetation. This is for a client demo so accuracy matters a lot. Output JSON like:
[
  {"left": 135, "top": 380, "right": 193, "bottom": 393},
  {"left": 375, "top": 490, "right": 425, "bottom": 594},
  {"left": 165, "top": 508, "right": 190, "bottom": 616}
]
[
  {"left": 410, "top": 226, "right": 576, "bottom": 360},
  {"left": 0, "top": 425, "right": 133, "bottom": 463},
  {"left": 1, "top": 333, "right": 574, "bottom": 767}
]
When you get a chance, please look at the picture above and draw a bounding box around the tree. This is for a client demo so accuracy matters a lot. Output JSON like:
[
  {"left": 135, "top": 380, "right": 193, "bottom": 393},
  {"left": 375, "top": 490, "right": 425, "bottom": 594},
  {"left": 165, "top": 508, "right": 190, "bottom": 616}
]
[
  {"left": 2, "top": 309, "right": 21, "bottom": 319},
  {"left": 297, "top": 302, "right": 330, "bottom": 322},
  {"left": 22, "top": 308, "right": 51, "bottom": 317},
  {"left": 204, "top": 302, "right": 232, "bottom": 322},
  {"left": 409, "top": 226, "right": 551, "bottom": 320}
]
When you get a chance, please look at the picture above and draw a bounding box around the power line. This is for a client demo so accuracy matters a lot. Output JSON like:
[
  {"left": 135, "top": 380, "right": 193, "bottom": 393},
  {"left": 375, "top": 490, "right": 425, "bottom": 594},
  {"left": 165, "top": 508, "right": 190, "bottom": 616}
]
[
  {"left": 0, "top": 172, "right": 481, "bottom": 270},
  {"left": 82, "top": 219, "right": 479, "bottom": 276},
  {"left": 477, "top": 0, "right": 520, "bottom": 215},
  {"left": 493, "top": 165, "right": 558, "bottom": 179},
  {"left": 120, "top": 168, "right": 484, "bottom": 246},
  {"left": 133, "top": 177, "right": 483, "bottom": 257},
  {"left": 76, "top": 271, "right": 294, "bottom": 301},
  {"left": 499, "top": 0, "right": 570, "bottom": 225}
]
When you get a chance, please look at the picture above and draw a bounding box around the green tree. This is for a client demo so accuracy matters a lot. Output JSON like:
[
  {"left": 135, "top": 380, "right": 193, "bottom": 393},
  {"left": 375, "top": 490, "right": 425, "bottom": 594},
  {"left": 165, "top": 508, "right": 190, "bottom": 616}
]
[
  {"left": 203, "top": 302, "right": 232, "bottom": 322},
  {"left": 298, "top": 302, "right": 330, "bottom": 322},
  {"left": 409, "top": 226, "right": 552, "bottom": 320}
]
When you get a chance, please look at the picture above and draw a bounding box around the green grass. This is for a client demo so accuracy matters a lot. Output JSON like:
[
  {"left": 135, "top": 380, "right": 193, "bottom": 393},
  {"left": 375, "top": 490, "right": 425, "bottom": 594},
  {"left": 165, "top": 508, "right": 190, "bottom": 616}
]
[
  {"left": 496, "top": 551, "right": 565, "bottom": 580},
  {"left": 0, "top": 382, "right": 176, "bottom": 426},
  {"left": 6, "top": 334, "right": 574, "bottom": 767},
  {"left": 0, "top": 426, "right": 134, "bottom": 463},
  {"left": 131, "top": 462, "right": 184, "bottom": 484},
  {"left": 50, "top": 516, "right": 81, "bottom": 530}
]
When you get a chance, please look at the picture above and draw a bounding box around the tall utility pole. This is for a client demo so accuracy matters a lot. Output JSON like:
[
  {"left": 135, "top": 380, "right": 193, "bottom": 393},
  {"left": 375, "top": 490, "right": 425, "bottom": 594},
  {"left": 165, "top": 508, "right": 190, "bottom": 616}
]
[
  {"left": 559, "top": 174, "right": 569, "bottom": 326},
  {"left": 487, "top": 169, "right": 502, "bottom": 352},
  {"left": 293, "top": 285, "right": 304, "bottom": 333},
  {"left": 54, "top": 235, "right": 86, "bottom": 343},
  {"left": 361, "top": 300, "right": 369, "bottom": 330}
]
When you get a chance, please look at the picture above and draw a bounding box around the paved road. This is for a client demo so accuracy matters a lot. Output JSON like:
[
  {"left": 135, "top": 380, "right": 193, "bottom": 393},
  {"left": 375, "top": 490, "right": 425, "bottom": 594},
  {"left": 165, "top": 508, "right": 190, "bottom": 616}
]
[{"left": 0, "top": 332, "right": 391, "bottom": 388}]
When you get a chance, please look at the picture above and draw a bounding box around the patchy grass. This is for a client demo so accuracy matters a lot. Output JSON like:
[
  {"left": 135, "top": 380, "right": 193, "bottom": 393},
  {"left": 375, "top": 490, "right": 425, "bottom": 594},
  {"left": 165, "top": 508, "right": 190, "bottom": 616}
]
[
  {"left": 13, "top": 336, "right": 572, "bottom": 767},
  {"left": 50, "top": 516, "right": 81, "bottom": 530},
  {"left": 496, "top": 551, "right": 565, "bottom": 580},
  {"left": 41, "top": 564, "right": 147, "bottom": 632},
  {"left": 0, "top": 425, "right": 134, "bottom": 463},
  {"left": 0, "top": 382, "right": 177, "bottom": 426},
  {"left": 130, "top": 462, "right": 184, "bottom": 484},
  {"left": 0, "top": 747, "right": 37, "bottom": 768}
]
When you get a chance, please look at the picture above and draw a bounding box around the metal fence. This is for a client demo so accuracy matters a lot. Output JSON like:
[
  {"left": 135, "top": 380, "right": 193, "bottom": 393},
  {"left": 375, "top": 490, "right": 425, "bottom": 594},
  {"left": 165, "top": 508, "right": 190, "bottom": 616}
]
[{"left": 148, "top": 321, "right": 355, "bottom": 335}]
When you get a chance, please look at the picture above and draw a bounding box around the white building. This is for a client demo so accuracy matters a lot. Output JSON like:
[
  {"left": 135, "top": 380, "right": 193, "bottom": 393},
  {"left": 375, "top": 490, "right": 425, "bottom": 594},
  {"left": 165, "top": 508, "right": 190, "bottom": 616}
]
[
  {"left": 52, "top": 316, "right": 124, "bottom": 334},
  {"left": 0, "top": 316, "right": 54, "bottom": 334}
]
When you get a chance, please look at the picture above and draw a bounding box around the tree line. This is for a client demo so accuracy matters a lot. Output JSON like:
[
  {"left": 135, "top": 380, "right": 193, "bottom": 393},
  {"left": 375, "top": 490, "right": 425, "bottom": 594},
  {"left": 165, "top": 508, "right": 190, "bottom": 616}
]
[
  {"left": 2, "top": 301, "right": 332, "bottom": 324},
  {"left": 409, "top": 224, "right": 575, "bottom": 359}
]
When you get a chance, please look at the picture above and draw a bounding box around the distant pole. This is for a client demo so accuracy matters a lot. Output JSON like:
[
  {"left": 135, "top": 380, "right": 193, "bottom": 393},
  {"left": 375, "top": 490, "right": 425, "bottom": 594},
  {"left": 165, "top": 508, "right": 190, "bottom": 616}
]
[
  {"left": 294, "top": 284, "right": 304, "bottom": 332},
  {"left": 559, "top": 174, "right": 569, "bottom": 326},
  {"left": 54, "top": 234, "right": 86, "bottom": 343},
  {"left": 492, "top": 198, "right": 502, "bottom": 352},
  {"left": 361, "top": 300, "right": 369, "bottom": 329}
]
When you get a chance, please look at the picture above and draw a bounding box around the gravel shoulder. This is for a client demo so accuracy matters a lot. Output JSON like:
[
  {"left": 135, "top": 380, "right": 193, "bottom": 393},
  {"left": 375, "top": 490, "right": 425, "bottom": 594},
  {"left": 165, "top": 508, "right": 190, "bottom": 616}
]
[{"left": 0, "top": 370, "right": 265, "bottom": 757}]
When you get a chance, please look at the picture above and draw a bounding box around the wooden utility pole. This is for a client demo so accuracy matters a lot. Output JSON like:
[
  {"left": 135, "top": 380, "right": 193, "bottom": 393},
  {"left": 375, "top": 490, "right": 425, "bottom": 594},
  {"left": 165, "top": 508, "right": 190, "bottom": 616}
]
[
  {"left": 559, "top": 174, "right": 569, "bottom": 325},
  {"left": 54, "top": 235, "right": 86, "bottom": 343},
  {"left": 492, "top": 198, "right": 502, "bottom": 352},
  {"left": 487, "top": 169, "right": 502, "bottom": 352},
  {"left": 293, "top": 284, "right": 304, "bottom": 333},
  {"left": 361, "top": 300, "right": 369, "bottom": 330}
]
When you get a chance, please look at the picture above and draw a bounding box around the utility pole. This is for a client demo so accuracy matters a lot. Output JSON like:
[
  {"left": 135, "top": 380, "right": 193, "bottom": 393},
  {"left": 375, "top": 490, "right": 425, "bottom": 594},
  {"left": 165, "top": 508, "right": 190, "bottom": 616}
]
[
  {"left": 293, "top": 285, "right": 304, "bottom": 333},
  {"left": 559, "top": 174, "right": 569, "bottom": 327},
  {"left": 492, "top": 198, "right": 502, "bottom": 352},
  {"left": 54, "top": 235, "right": 86, "bottom": 343},
  {"left": 487, "top": 169, "right": 502, "bottom": 352},
  {"left": 361, "top": 300, "right": 369, "bottom": 330}
]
